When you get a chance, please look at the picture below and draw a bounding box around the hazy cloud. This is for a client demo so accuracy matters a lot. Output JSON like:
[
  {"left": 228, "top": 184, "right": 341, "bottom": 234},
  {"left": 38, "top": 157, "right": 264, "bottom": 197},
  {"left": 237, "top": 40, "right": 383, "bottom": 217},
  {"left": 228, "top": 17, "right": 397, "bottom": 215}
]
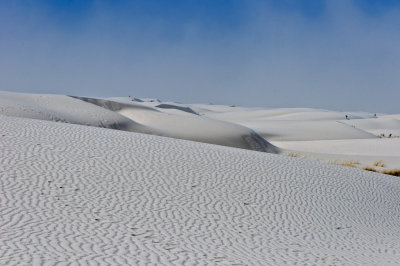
[{"left": 1, "top": 0, "right": 399, "bottom": 112}]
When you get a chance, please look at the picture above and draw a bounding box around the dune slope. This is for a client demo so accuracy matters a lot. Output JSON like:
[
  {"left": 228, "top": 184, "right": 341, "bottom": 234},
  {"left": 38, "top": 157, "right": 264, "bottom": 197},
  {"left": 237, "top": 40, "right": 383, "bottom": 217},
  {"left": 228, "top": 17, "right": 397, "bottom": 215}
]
[
  {"left": 1, "top": 115, "right": 400, "bottom": 265},
  {"left": 0, "top": 91, "right": 151, "bottom": 133},
  {"left": 0, "top": 91, "right": 278, "bottom": 153},
  {"left": 73, "top": 96, "right": 278, "bottom": 153}
]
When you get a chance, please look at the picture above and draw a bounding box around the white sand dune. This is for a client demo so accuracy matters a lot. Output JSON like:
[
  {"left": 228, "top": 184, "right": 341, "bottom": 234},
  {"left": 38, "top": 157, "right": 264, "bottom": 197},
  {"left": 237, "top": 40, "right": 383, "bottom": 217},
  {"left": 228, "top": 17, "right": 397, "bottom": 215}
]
[
  {"left": 274, "top": 138, "right": 400, "bottom": 157},
  {"left": 177, "top": 103, "right": 399, "bottom": 171},
  {"left": 73, "top": 96, "right": 279, "bottom": 153},
  {"left": 2, "top": 90, "right": 398, "bottom": 172},
  {"left": 180, "top": 105, "right": 378, "bottom": 141},
  {"left": 340, "top": 118, "right": 400, "bottom": 137},
  {"left": 274, "top": 138, "right": 400, "bottom": 169},
  {"left": 0, "top": 91, "right": 278, "bottom": 153},
  {"left": 0, "top": 91, "right": 151, "bottom": 133},
  {"left": 2, "top": 115, "right": 400, "bottom": 265},
  {"left": 231, "top": 120, "right": 376, "bottom": 141},
  {"left": 382, "top": 114, "right": 400, "bottom": 120},
  {"left": 196, "top": 106, "right": 374, "bottom": 121}
]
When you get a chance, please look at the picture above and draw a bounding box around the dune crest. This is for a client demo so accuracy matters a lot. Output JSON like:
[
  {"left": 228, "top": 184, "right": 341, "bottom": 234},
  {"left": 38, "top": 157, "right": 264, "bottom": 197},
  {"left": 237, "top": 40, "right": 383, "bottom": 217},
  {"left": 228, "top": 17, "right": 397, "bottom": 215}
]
[
  {"left": 70, "top": 96, "right": 280, "bottom": 153},
  {"left": 0, "top": 91, "right": 278, "bottom": 153}
]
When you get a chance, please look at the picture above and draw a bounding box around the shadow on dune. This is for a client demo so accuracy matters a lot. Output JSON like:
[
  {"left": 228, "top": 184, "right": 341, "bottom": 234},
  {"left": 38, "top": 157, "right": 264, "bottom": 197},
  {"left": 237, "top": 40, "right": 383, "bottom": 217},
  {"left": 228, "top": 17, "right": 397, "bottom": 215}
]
[
  {"left": 71, "top": 95, "right": 280, "bottom": 153},
  {"left": 155, "top": 104, "right": 199, "bottom": 115}
]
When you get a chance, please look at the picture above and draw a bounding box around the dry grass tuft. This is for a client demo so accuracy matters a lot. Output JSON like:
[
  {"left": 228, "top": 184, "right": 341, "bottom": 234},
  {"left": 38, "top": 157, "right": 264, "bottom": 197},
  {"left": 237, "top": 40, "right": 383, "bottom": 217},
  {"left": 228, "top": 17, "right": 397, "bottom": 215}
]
[
  {"left": 364, "top": 167, "right": 378, "bottom": 173},
  {"left": 381, "top": 169, "right": 400, "bottom": 177},
  {"left": 327, "top": 158, "right": 399, "bottom": 177},
  {"left": 288, "top": 152, "right": 299, "bottom": 158},
  {"left": 332, "top": 160, "right": 360, "bottom": 168},
  {"left": 373, "top": 160, "right": 386, "bottom": 167},
  {"left": 364, "top": 167, "right": 400, "bottom": 177}
]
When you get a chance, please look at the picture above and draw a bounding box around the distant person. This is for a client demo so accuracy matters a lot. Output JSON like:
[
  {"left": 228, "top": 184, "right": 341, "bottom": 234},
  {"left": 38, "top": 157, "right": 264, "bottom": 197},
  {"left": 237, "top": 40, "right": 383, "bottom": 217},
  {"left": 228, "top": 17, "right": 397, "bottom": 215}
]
[
  {"left": 389, "top": 133, "right": 392, "bottom": 138},
  {"left": 345, "top": 115, "right": 349, "bottom": 120}
]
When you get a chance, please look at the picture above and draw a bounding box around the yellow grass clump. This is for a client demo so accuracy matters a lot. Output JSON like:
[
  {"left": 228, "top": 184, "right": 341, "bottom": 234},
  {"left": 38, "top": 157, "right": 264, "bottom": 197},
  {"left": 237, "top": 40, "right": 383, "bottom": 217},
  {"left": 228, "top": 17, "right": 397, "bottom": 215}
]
[
  {"left": 383, "top": 169, "right": 400, "bottom": 177},
  {"left": 364, "top": 167, "right": 400, "bottom": 177},
  {"left": 373, "top": 160, "right": 386, "bottom": 167},
  {"left": 364, "top": 167, "right": 378, "bottom": 173},
  {"left": 332, "top": 160, "right": 360, "bottom": 168}
]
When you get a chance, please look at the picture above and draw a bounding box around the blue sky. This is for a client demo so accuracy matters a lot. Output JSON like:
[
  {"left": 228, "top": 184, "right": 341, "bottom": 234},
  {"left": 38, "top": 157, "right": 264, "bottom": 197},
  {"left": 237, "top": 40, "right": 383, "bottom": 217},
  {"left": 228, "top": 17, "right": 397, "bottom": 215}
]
[{"left": 1, "top": 0, "right": 400, "bottom": 113}]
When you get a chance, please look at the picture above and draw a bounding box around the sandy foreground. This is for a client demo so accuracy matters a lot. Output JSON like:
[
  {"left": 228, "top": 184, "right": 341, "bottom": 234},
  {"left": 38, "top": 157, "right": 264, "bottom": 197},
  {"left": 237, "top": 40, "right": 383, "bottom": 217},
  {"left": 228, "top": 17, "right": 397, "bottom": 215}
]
[{"left": 1, "top": 91, "right": 400, "bottom": 265}]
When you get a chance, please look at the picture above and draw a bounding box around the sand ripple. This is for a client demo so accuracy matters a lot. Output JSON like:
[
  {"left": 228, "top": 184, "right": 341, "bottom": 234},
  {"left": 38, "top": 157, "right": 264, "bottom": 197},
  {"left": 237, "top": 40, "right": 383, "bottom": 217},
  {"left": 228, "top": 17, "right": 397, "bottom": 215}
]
[{"left": 1, "top": 115, "right": 400, "bottom": 265}]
